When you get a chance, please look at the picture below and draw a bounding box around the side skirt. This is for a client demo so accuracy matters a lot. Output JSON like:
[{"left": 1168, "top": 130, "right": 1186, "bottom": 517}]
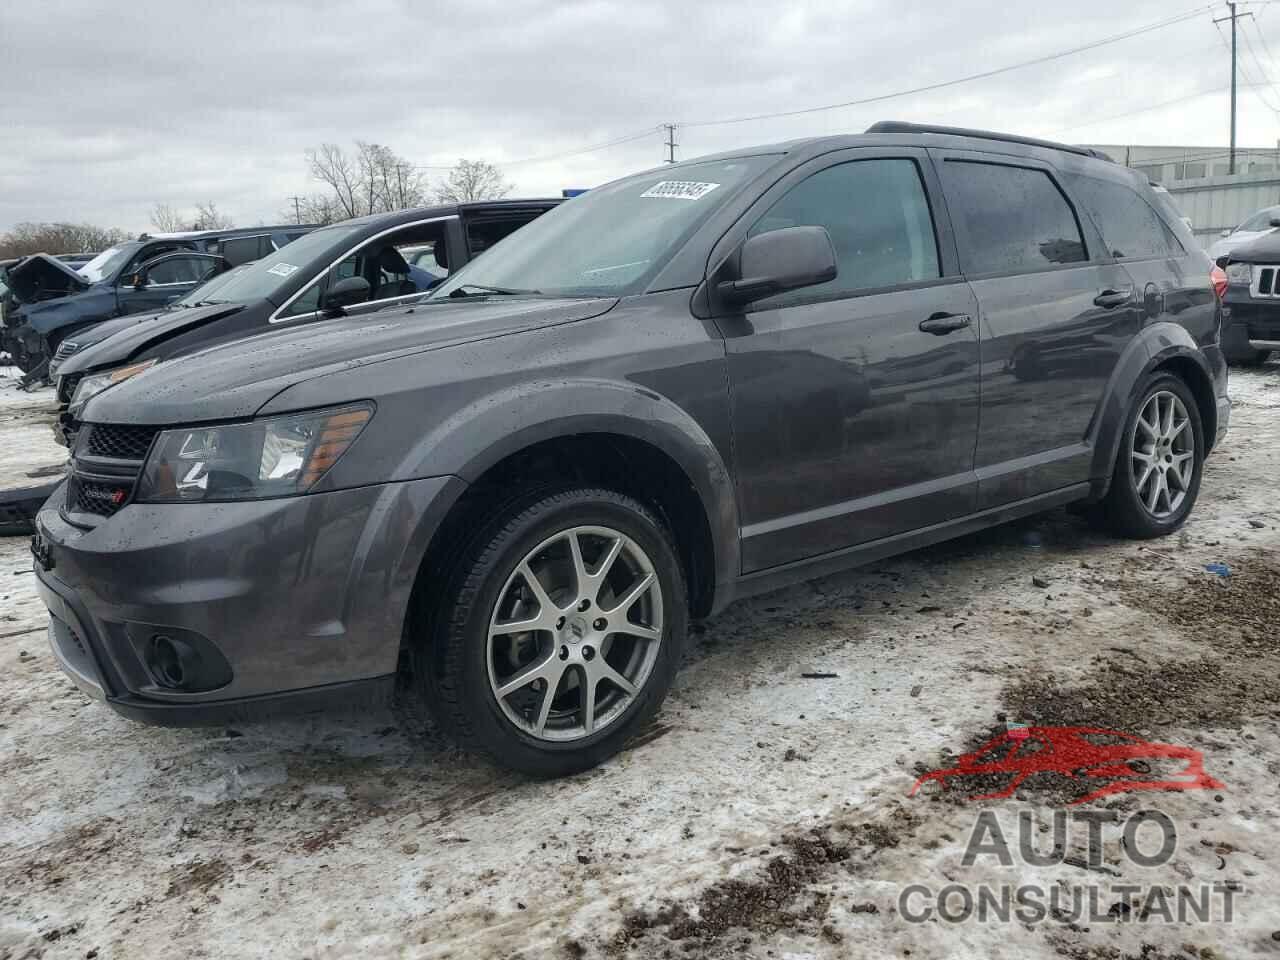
[{"left": 711, "top": 482, "right": 1091, "bottom": 614}]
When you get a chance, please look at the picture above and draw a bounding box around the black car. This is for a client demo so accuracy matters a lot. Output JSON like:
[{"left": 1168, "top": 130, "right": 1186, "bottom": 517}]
[
  {"left": 0, "top": 225, "right": 314, "bottom": 377},
  {"left": 52, "top": 200, "right": 560, "bottom": 439},
  {"left": 1219, "top": 230, "right": 1280, "bottom": 365},
  {"left": 34, "top": 122, "right": 1228, "bottom": 776}
]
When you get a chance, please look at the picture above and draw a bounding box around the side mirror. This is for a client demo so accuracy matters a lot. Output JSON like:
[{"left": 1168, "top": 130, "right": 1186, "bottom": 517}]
[
  {"left": 130, "top": 272, "right": 147, "bottom": 289},
  {"left": 1220, "top": 228, "right": 1233, "bottom": 238},
  {"left": 323, "top": 275, "right": 371, "bottom": 313},
  {"left": 1269, "top": 218, "right": 1280, "bottom": 228},
  {"left": 718, "top": 226, "right": 837, "bottom": 306}
]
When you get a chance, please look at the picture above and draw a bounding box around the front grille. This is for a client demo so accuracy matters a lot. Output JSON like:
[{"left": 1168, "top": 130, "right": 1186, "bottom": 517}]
[
  {"left": 68, "top": 476, "right": 129, "bottom": 517},
  {"left": 52, "top": 340, "right": 79, "bottom": 363},
  {"left": 85, "top": 424, "right": 159, "bottom": 460},
  {"left": 1249, "top": 265, "right": 1280, "bottom": 299}
]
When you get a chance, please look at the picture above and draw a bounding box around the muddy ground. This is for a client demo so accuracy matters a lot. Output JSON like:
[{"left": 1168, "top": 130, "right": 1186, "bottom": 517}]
[{"left": 1, "top": 364, "right": 1279, "bottom": 959}]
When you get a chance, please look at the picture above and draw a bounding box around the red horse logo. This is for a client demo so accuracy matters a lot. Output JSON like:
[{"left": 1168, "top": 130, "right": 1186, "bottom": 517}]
[{"left": 910, "top": 726, "right": 1224, "bottom": 805}]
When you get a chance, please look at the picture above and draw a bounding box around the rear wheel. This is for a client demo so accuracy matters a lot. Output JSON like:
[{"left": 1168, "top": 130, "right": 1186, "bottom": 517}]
[
  {"left": 415, "top": 488, "right": 687, "bottom": 776},
  {"left": 1099, "top": 373, "right": 1204, "bottom": 539}
]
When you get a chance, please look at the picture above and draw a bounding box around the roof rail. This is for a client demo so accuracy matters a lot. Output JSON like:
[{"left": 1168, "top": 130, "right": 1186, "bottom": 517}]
[{"left": 865, "top": 121, "right": 1113, "bottom": 161}]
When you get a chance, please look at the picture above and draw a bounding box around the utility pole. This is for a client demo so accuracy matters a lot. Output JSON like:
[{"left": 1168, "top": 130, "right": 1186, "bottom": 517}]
[
  {"left": 1215, "top": 1, "right": 1247, "bottom": 175},
  {"left": 664, "top": 124, "right": 678, "bottom": 164},
  {"left": 289, "top": 195, "right": 303, "bottom": 224}
]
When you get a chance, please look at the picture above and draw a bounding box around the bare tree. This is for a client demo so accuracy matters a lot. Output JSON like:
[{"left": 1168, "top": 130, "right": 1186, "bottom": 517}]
[
  {"left": 306, "top": 143, "right": 361, "bottom": 220},
  {"left": 150, "top": 203, "right": 185, "bottom": 232},
  {"left": 302, "top": 141, "right": 428, "bottom": 221},
  {"left": 193, "top": 202, "right": 234, "bottom": 230},
  {"left": 0, "top": 222, "right": 130, "bottom": 258},
  {"left": 280, "top": 194, "right": 347, "bottom": 227},
  {"left": 433, "top": 159, "right": 512, "bottom": 204}
]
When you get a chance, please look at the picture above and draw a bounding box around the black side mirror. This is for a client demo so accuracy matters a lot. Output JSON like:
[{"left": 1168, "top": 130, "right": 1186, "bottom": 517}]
[
  {"left": 130, "top": 272, "right": 147, "bottom": 289},
  {"left": 324, "top": 275, "right": 371, "bottom": 313},
  {"left": 1268, "top": 217, "right": 1280, "bottom": 228},
  {"left": 718, "top": 226, "right": 838, "bottom": 306}
]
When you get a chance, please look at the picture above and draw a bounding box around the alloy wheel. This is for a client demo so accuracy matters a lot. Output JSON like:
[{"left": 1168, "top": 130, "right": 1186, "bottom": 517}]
[
  {"left": 486, "top": 525, "right": 664, "bottom": 742},
  {"left": 1130, "top": 389, "right": 1194, "bottom": 519}
]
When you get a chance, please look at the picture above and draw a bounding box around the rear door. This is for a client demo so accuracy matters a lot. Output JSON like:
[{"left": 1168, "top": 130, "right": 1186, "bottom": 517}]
[
  {"left": 714, "top": 148, "right": 982, "bottom": 572},
  {"left": 932, "top": 151, "right": 1143, "bottom": 508}
]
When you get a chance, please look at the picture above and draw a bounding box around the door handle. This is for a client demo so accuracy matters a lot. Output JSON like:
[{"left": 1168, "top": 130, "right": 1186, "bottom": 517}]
[
  {"left": 919, "top": 312, "right": 972, "bottom": 335},
  {"left": 1093, "top": 288, "right": 1133, "bottom": 309}
]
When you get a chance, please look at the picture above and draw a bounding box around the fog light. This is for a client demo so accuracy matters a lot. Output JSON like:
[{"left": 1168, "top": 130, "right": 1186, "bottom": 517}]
[{"left": 148, "top": 634, "right": 194, "bottom": 689}]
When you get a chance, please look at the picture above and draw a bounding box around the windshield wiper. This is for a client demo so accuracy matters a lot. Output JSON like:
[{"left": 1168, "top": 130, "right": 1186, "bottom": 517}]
[{"left": 447, "top": 283, "right": 541, "bottom": 298}]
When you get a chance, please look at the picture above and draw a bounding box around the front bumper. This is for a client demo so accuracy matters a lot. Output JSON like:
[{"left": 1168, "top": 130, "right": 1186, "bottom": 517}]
[
  {"left": 33, "top": 474, "right": 462, "bottom": 725},
  {"left": 1222, "top": 300, "right": 1280, "bottom": 352}
]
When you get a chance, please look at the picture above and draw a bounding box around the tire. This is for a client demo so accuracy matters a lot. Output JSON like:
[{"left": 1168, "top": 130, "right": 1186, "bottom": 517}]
[
  {"left": 1099, "top": 373, "right": 1205, "bottom": 539},
  {"left": 413, "top": 487, "right": 687, "bottom": 777}
]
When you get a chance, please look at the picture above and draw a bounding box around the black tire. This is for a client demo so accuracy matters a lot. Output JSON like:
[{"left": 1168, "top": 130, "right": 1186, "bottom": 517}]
[
  {"left": 412, "top": 487, "right": 687, "bottom": 777},
  {"left": 1099, "top": 373, "right": 1205, "bottom": 539}
]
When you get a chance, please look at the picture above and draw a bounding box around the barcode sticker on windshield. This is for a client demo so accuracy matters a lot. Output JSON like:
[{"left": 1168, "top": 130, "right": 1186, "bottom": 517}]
[
  {"left": 267, "top": 263, "right": 299, "bottom": 277},
  {"left": 641, "top": 180, "right": 720, "bottom": 200}
]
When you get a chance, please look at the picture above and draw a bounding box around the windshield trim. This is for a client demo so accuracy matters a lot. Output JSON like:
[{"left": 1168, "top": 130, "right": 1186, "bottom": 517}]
[{"left": 267, "top": 214, "right": 459, "bottom": 323}]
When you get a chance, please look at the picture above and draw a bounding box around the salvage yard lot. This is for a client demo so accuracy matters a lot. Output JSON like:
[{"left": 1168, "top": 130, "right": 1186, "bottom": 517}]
[{"left": 2, "top": 367, "right": 1279, "bottom": 960}]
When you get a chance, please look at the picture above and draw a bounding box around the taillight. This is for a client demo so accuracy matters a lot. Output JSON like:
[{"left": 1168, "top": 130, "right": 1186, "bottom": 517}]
[{"left": 1211, "top": 265, "right": 1228, "bottom": 299}]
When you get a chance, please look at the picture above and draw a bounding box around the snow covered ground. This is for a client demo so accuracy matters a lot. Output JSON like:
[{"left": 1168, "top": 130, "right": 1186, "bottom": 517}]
[{"left": 2, "top": 368, "right": 1279, "bottom": 959}]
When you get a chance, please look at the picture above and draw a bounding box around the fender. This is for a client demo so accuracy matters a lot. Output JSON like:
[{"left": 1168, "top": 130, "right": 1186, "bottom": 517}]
[
  {"left": 1088, "top": 321, "right": 1217, "bottom": 494},
  {"left": 395, "top": 377, "right": 740, "bottom": 594}
]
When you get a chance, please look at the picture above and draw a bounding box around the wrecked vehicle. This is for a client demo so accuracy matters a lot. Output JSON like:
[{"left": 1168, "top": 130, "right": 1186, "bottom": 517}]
[
  {"left": 34, "top": 123, "right": 1228, "bottom": 776},
  {"left": 50, "top": 200, "right": 559, "bottom": 445},
  {"left": 1219, "top": 229, "right": 1280, "bottom": 366},
  {"left": 0, "top": 225, "right": 313, "bottom": 377}
]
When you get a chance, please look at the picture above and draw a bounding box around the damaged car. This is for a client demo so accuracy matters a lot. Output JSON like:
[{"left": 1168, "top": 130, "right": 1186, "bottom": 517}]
[
  {"left": 33, "top": 123, "right": 1228, "bottom": 776},
  {"left": 0, "top": 225, "right": 313, "bottom": 379},
  {"left": 51, "top": 200, "right": 559, "bottom": 446},
  {"left": 1219, "top": 230, "right": 1280, "bottom": 365}
]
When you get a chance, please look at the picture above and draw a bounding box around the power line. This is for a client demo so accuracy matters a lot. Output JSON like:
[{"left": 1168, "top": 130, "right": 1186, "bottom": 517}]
[
  {"left": 1051, "top": 85, "right": 1235, "bottom": 134},
  {"left": 1238, "top": 16, "right": 1280, "bottom": 102},
  {"left": 497, "top": 127, "right": 663, "bottom": 168},
  {"left": 680, "top": 6, "right": 1213, "bottom": 128}
]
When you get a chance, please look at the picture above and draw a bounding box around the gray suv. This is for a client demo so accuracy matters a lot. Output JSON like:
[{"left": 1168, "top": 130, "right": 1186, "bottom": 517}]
[{"left": 32, "top": 122, "right": 1230, "bottom": 776}]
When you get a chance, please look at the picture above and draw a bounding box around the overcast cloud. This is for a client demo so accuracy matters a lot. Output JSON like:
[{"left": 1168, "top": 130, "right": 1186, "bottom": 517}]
[{"left": 0, "top": 0, "right": 1274, "bottom": 233}]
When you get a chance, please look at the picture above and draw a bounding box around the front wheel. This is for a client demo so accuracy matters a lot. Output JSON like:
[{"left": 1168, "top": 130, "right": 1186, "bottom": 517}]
[
  {"left": 1099, "top": 373, "right": 1205, "bottom": 539},
  {"left": 416, "top": 488, "right": 687, "bottom": 777}
]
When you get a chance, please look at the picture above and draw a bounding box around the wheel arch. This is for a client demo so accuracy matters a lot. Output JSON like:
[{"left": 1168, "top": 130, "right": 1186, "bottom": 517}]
[
  {"left": 398, "top": 379, "right": 738, "bottom": 633},
  {"left": 1088, "top": 322, "right": 1219, "bottom": 495}
]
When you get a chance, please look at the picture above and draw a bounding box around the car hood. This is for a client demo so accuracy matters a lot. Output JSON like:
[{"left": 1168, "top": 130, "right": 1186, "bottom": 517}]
[
  {"left": 84, "top": 296, "right": 619, "bottom": 425},
  {"left": 1222, "top": 230, "right": 1280, "bottom": 263},
  {"left": 5, "top": 253, "right": 91, "bottom": 304},
  {"left": 57, "top": 301, "right": 248, "bottom": 376}
]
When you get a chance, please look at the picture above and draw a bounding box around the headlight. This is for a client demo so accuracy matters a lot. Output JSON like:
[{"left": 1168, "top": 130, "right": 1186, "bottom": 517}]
[
  {"left": 1226, "top": 262, "right": 1252, "bottom": 284},
  {"left": 70, "top": 359, "right": 157, "bottom": 408},
  {"left": 134, "top": 404, "right": 373, "bottom": 503}
]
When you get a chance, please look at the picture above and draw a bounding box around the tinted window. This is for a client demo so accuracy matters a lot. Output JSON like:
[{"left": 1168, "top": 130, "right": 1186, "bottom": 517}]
[
  {"left": 942, "top": 162, "right": 1086, "bottom": 275},
  {"left": 147, "top": 256, "right": 215, "bottom": 285},
  {"left": 745, "top": 159, "right": 939, "bottom": 305},
  {"left": 1068, "top": 176, "right": 1182, "bottom": 260}
]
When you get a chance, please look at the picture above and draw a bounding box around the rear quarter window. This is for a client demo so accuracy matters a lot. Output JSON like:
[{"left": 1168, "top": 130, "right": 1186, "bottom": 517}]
[
  {"left": 939, "top": 161, "right": 1087, "bottom": 276},
  {"left": 1067, "top": 175, "right": 1183, "bottom": 260}
]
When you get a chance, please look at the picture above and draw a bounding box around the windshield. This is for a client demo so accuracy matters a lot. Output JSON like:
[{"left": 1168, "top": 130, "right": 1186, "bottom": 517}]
[
  {"left": 77, "top": 243, "right": 138, "bottom": 283},
  {"left": 174, "top": 262, "right": 254, "bottom": 306},
  {"left": 190, "top": 223, "right": 363, "bottom": 304},
  {"left": 431, "top": 156, "right": 777, "bottom": 299},
  {"left": 1237, "top": 206, "right": 1280, "bottom": 232}
]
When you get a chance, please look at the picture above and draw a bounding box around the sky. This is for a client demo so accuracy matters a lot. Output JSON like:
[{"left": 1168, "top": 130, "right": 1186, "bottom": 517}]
[{"left": 2, "top": 0, "right": 1278, "bottom": 234}]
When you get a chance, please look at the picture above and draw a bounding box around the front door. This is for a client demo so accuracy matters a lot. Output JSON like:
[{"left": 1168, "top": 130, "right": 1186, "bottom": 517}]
[
  {"left": 931, "top": 151, "right": 1144, "bottom": 509},
  {"left": 716, "top": 150, "right": 982, "bottom": 572}
]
